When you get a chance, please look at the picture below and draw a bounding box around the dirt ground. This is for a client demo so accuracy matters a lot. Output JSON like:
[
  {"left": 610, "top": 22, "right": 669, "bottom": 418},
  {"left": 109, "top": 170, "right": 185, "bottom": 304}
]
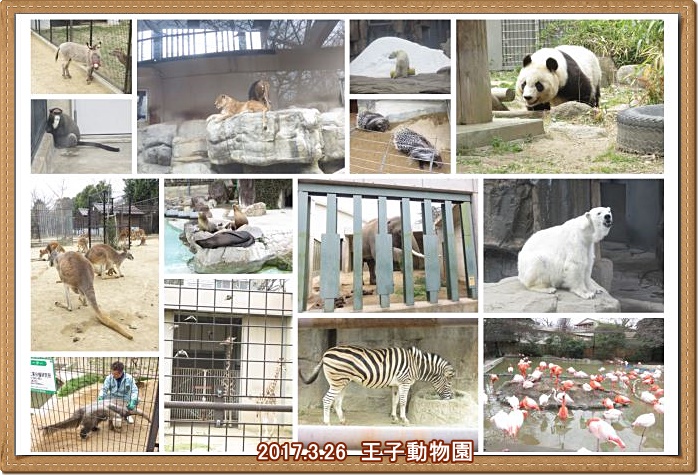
[
  {"left": 350, "top": 112, "right": 451, "bottom": 174},
  {"left": 31, "top": 33, "right": 116, "bottom": 95},
  {"left": 306, "top": 269, "right": 475, "bottom": 312},
  {"left": 30, "top": 380, "right": 157, "bottom": 452},
  {"left": 30, "top": 238, "right": 160, "bottom": 351}
]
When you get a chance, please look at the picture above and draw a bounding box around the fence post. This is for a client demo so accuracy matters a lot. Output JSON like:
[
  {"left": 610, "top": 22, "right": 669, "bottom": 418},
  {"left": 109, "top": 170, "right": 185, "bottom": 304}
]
[
  {"left": 421, "top": 199, "right": 440, "bottom": 304},
  {"left": 352, "top": 195, "right": 363, "bottom": 311},
  {"left": 297, "top": 190, "right": 311, "bottom": 313},
  {"left": 442, "top": 201, "right": 460, "bottom": 301},
  {"left": 399, "top": 198, "right": 415, "bottom": 306},
  {"left": 319, "top": 194, "right": 340, "bottom": 312}
]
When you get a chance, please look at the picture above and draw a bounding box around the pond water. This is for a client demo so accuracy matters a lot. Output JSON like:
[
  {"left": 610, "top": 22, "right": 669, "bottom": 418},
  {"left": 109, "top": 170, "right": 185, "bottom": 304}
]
[
  {"left": 164, "top": 219, "right": 290, "bottom": 275},
  {"left": 483, "top": 357, "right": 664, "bottom": 453}
]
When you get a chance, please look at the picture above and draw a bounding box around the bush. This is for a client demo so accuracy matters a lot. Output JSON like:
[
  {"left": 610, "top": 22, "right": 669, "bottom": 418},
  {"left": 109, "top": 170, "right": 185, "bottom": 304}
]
[
  {"left": 56, "top": 374, "right": 102, "bottom": 397},
  {"left": 541, "top": 20, "right": 664, "bottom": 66}
]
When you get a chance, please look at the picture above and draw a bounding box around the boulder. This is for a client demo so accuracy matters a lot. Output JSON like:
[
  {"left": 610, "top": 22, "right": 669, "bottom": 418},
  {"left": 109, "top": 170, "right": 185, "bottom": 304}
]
[
  {"left": 181, "top": 223, "right": 292, "bottom": 274},
  {"left": 484, "top": 276, "right": 621, "bottom": 313},
  {"left": 243, "top": 202, "right": 267, "bottom": 217},
  {"left": 206, "top": 108, "right": 343, "bottom": 173}
]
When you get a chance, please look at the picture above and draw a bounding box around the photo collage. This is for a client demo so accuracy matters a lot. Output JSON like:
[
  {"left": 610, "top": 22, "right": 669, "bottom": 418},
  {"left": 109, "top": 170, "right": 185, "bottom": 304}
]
[{"left": 17, "top": 15, "right": 676, "bottom": 461}]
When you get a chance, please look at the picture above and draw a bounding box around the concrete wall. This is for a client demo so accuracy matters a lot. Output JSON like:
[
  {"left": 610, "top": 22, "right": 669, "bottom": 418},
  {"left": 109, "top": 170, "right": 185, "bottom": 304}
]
[
  {"left": 298, "top": 319, "right": 478, "bottom": 416},
  {"left": 138, "top": 47, "right": 344, "bottom": 123}
]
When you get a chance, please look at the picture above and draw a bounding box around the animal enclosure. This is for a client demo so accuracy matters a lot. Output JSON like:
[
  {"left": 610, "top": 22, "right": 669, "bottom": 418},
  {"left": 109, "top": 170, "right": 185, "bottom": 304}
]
[
  {"left": 30, "top": 357, "right": 158, "bottom": 452},
  {"left": 298, "top": 180, "right": 478, "bottom": 313},
  {"left": 31, "top": 19, "right": 132, "bottom": 93},
  {"left": 163, "top": 278, "right": 293, "bottom": 453}
]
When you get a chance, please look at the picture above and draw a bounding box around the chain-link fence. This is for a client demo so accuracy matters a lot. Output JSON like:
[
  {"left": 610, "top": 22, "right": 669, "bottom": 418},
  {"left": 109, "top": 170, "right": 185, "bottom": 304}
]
[
  {"left": 164, "top": 278, "right": 293, "bottom": 453},
  {"left": 31, "top": 19, "right": 132, "bottom": 93},
  {"left": 31, "top": 195, "right": 159, "bottom": 251},
  {"left": 30, "top": 357, "right": 158, "bottom": 452}
]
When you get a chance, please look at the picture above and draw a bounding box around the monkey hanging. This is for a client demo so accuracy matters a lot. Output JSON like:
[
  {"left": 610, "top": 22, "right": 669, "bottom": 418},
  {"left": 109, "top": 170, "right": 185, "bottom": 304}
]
[{"left": 45, "top": 108, "right": 120, "bottom": 152}]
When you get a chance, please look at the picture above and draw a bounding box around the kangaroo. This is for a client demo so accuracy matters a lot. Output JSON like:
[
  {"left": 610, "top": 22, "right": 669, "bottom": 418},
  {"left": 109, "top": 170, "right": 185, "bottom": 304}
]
[
  {"left": 76, "top": 236, "right": 88, "bottom": 253},
  {"left": 48, "top": 251, "right": 133, "bottom": 340},
  {"left": 41, "top": 401, "right": 150, "bottom": 439},
  {"left": 39, "top": 241, "right": 65, "bottom": 260},
  {"left": 85, "top": 243, "right": 133, "bottom": 279}
]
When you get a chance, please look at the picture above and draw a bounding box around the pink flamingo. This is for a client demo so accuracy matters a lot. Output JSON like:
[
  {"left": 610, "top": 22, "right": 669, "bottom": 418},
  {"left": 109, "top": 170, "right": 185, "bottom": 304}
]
[{"left": 587, "top": 418, "right": 626, "bottom": 451}]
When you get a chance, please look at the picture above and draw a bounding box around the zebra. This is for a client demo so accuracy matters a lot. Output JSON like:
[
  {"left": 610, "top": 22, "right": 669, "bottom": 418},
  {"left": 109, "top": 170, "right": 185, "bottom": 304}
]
[{"left": 299, "top": 345, "right": 455, "bottom": 425}]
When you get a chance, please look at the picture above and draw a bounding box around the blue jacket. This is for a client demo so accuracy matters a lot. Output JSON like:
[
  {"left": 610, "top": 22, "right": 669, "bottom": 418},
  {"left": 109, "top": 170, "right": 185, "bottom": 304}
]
[{"left": 100, "top": 372, "right": 139, "bottom": 403}]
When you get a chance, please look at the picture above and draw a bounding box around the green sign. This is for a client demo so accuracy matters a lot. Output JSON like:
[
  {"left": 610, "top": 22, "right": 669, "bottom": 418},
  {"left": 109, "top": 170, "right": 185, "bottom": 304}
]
[{"left": 30, "top": 358, "right": 56, "bottom": 394}]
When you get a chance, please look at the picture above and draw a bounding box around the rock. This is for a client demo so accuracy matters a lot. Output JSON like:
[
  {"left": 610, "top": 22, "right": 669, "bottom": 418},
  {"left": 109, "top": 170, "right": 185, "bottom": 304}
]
[
  {"left": 142, "top": 123, "right": 178, "bottom": 149},
  {"left": 616, "top": 64, "right": 649, "bottom": 87},
  {"left": 548, "top": 123, "right": 607, "bottom": 140},
  {"left": 171, "top": 162, "right": 212, "bottom": 174},
  {"left": 181, "top": 222, "right": 293, "bottom": 274},
  {"left": 319, "top": 110, "right": 345, "bottom": 163},
  {"left": 484, "top": 276, "right": 621, "bottom": 313},
  {"left": 597, "top": 56, "right": 616, "bottom": 88},
  {"left": 143, "top": 144, "right": 172, "bottom": 166},
  {"left": 206, "top": 108, "right": 326, "bottom": 171},
  {"left": 550, "top": 101, "right": 593, "bottom": 120},
  {"left": 244, "top": 202, "right": 267, "bottom": 217},
  {"left": 208, "top": 180, "right": 230, "bottom": 205},
  {"left": 172, "top": 136, "right": 208, "bottom": 159}
]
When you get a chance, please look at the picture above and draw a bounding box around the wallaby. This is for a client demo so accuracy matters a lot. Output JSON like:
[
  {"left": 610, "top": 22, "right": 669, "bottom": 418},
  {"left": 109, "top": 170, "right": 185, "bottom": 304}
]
[
  {"left": 76, "top": 236, "right": 88, "bottom": 253},
  {"left": 39, "top": 241, "right": 65, "bottom": 260},
  {"left": 48, "top": 251, "right": 133, "bottom": 340},
  {"left": 85, "top": 243, "right": 133, "bottom": 278}
]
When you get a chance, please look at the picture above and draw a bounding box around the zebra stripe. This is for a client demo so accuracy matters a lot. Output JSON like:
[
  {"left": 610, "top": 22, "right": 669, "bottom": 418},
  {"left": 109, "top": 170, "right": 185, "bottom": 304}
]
[{"left": 299, "top": 345, "right": 455, "bottom": 425}]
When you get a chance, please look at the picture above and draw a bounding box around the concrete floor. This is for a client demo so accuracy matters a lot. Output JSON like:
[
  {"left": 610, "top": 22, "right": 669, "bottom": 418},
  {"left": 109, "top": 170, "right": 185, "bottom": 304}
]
[{"left": 34, "top": 135, "right": 133, "bottom": 174}]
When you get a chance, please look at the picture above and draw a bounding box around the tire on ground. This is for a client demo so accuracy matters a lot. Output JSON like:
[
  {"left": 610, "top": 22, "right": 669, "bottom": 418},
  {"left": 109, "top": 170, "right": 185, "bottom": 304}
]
[{"left": 616, "top": 104, "right": 664, "bottom": 156}]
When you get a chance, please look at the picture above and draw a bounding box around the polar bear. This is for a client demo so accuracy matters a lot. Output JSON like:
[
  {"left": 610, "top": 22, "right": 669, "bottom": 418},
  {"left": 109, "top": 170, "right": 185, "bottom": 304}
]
[{"left": 517, "top": 207, "right": 613, "bottom": 299}]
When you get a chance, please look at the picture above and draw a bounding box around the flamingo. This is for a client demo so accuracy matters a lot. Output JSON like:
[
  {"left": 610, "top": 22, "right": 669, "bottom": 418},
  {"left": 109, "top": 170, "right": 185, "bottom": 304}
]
[
  {"left": 507, "top": 366, "right": 514, "bottom": 374},
  {"left": 508, "top": 409, "right": 528, "bottom": 437},
  {"left": 632, "top": 413, "right": 656, "bottom": 450},
  {"left": 506, "top": 395, "right": 520, "bottom": 410},
  {"left": 529, "top": 368, "right": 543, "bottom": 382},
  {"left": 522, "top": 380, "right": 534, "bottom": 389},
  {"left": 603, "top": 408, "right": 623, "bottom": 422},
  {"left": 567, "top": 366, "right": 577, "bottom": 374},
  {"left": 557, "top": 394, "right": 569, "bottom": 421},
  {"left": 602, "top": 397, "right": 615, "bottom": 410},
  {"left": 520, "top": 396, "right": 540, "bottom": 411},
  {"left": 561, "top": 379, "right": 575, "bottom": 391},
  {"left": 589, "top": 380, "right": 603, "bottom": 391},
  {"left": 553, "top": 390, "right": 574, "bottom": 405},
  {"left": 512, "top": 374, "right": 525, "bottom": 384},
  {"left": 587, "top": 418, "right": 626, "bottom": 450},
  {"left": 539, "top": 393, "right": 550, "bottom": 407},
  {"left": 582, "top": 383, "right": 592, "bottom": 392},
  {"left": 538, "top": 361, "right": 547, "bottom": 371},
  {"left": 574, "top": 370, "right": 589, "bottom": 379},
  {"left": 614, "top": 395, "right": 632, "bottom": 405},
  {"left": 640, "top": 390, "right": 658, "bottom": 405}
]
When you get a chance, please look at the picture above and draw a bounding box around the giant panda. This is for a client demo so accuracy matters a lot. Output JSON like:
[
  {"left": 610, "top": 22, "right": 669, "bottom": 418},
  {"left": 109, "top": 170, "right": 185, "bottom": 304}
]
[{"left": 516, "top": 45, "right": 602, "bottom": 111}]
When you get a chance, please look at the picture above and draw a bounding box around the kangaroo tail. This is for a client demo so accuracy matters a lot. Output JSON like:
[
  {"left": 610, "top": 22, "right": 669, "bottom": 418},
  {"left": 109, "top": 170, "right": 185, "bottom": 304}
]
[
  {"left": 298, "top": 361, "right": 323, "bottom": 385},
  {"left": 107, "top": 403, "right": 151, "bottom": 423},
  {"left": 85, "top": 289, "right": 134, "bottom": 340},
  {"left": 77, "top": 141, "right": 120, "bottom": 152},
  {"left": 55, "top": 47, "right": 60, "bottom": 62}
]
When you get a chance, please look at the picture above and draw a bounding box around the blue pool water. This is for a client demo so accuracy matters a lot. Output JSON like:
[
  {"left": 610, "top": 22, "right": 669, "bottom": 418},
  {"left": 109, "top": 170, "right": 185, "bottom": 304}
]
[{"left": 164, "top": 219, "right": 290, "bottom": 274}]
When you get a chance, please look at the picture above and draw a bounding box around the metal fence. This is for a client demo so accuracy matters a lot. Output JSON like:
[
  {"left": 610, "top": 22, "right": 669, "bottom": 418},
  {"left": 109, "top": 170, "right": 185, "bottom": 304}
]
[
  {"left": 30, "top": 357, "right": 159, "bottom": 452},
  {"left": 298, "top": 181, "right": 478, "bottom": 313},
  {"left": 488, "top": 20, "right": 558, "bottom": 70},
  {"left": 164, "top": 279, "right": 293, "bottom": 453},
  {"left": 31, "top": 196, "right": 159, "bottom": 250},
  {"left": 31, "top": 19, "right": 132, "bottom": 93},
  {"left": 31, "top": 100, "right": 48, "bottom": 160}
]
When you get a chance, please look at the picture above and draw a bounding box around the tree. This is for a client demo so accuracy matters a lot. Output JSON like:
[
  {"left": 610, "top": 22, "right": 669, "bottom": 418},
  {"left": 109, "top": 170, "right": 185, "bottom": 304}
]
[
  {"left": 484, "top": 319, "right": 537, "bottom": 357},
  {"left": 73, "top": 181, "right": 113, "bottom": 213},
  {"left": 592, "top": 323, "right": 627, "bottom": 360},
  {"left": 123, "top": 179, "right": 159, "bottom": 203}
]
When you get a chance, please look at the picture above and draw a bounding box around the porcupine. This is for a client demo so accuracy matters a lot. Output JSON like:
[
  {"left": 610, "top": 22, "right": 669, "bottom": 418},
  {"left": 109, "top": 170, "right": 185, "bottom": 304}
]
[
  {"left": 392, "top": 128, "right": 443, "bottom": 170},
  {"left": 356, "top": 111, "right": 390, "bottom": 132}
]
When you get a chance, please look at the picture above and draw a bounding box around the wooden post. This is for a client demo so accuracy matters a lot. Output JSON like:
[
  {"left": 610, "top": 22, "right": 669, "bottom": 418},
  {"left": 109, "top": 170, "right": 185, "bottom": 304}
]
[{"left": 457, "top": 20, "right": 493, "bottom": 125}]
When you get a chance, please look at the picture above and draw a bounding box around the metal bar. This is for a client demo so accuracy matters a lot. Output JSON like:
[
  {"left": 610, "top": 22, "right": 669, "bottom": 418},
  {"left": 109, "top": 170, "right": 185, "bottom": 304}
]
[
  {"left": 442, "top": 201, "right": 460, "bottom": 301},
  {"left": 421, "top": 199, "right": 440, "bottom": 304},
  {"left": 399, "top": 199, "right": 415, "bottom": 306},
  {"left": 460, "top": 201, "right": 478, "bottom": 299},
  {"left": 297, "top": 190, "right": 311, "bottom": 313},
  {"left": 298, "top": 181, "right": 472, "bottom": 203},
  {"left": 165, "top": 401, "right": 292, "bottom": 412},
  {"left": 375, "top": 197, "right": 392, "bottom": 308},
  {"left": 145, "top": 384, "right": 160, "bottom": 452},
  {"left": 320, "top": 194, "right": 340, "bottom": 313},
  {"left": 352, "top": 195, "right": 363, "bottom": 311}
]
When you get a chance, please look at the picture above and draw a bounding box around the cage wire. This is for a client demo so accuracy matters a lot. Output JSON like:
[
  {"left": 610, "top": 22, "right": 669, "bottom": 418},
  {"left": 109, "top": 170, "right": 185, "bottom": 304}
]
[
  {"left": 350, "top": 126, "right": 450, "bottom": 174},
  {"left": 164, "top": 278, "right": 293, "bottom": 452},
  {"left": 30, "top": 357, "right": 158, "bottom": 452}
]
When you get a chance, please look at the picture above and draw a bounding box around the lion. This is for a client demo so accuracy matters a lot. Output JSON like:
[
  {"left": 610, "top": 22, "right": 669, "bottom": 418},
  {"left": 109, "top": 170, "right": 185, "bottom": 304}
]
[{"left": 207, "top": 94, "right": 268, "bottom": 126}]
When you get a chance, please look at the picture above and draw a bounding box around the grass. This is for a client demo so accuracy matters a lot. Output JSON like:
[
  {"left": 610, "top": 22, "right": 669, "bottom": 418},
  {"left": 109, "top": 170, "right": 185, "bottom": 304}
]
[{"left": 56, "top": 374, "right": 102, "bottom": 397}]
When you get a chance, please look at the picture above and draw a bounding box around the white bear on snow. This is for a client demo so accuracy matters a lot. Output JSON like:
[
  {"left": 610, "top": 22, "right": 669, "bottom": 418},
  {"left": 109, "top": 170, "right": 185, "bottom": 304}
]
[{"left": 517, "top": 207, "right": 613, "bottom": 299}]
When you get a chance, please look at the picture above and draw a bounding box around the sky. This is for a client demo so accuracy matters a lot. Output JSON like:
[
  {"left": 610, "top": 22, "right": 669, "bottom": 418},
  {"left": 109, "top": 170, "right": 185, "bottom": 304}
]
[{"left": 29, "top": 176, "right": 126, "bottom": 206}]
